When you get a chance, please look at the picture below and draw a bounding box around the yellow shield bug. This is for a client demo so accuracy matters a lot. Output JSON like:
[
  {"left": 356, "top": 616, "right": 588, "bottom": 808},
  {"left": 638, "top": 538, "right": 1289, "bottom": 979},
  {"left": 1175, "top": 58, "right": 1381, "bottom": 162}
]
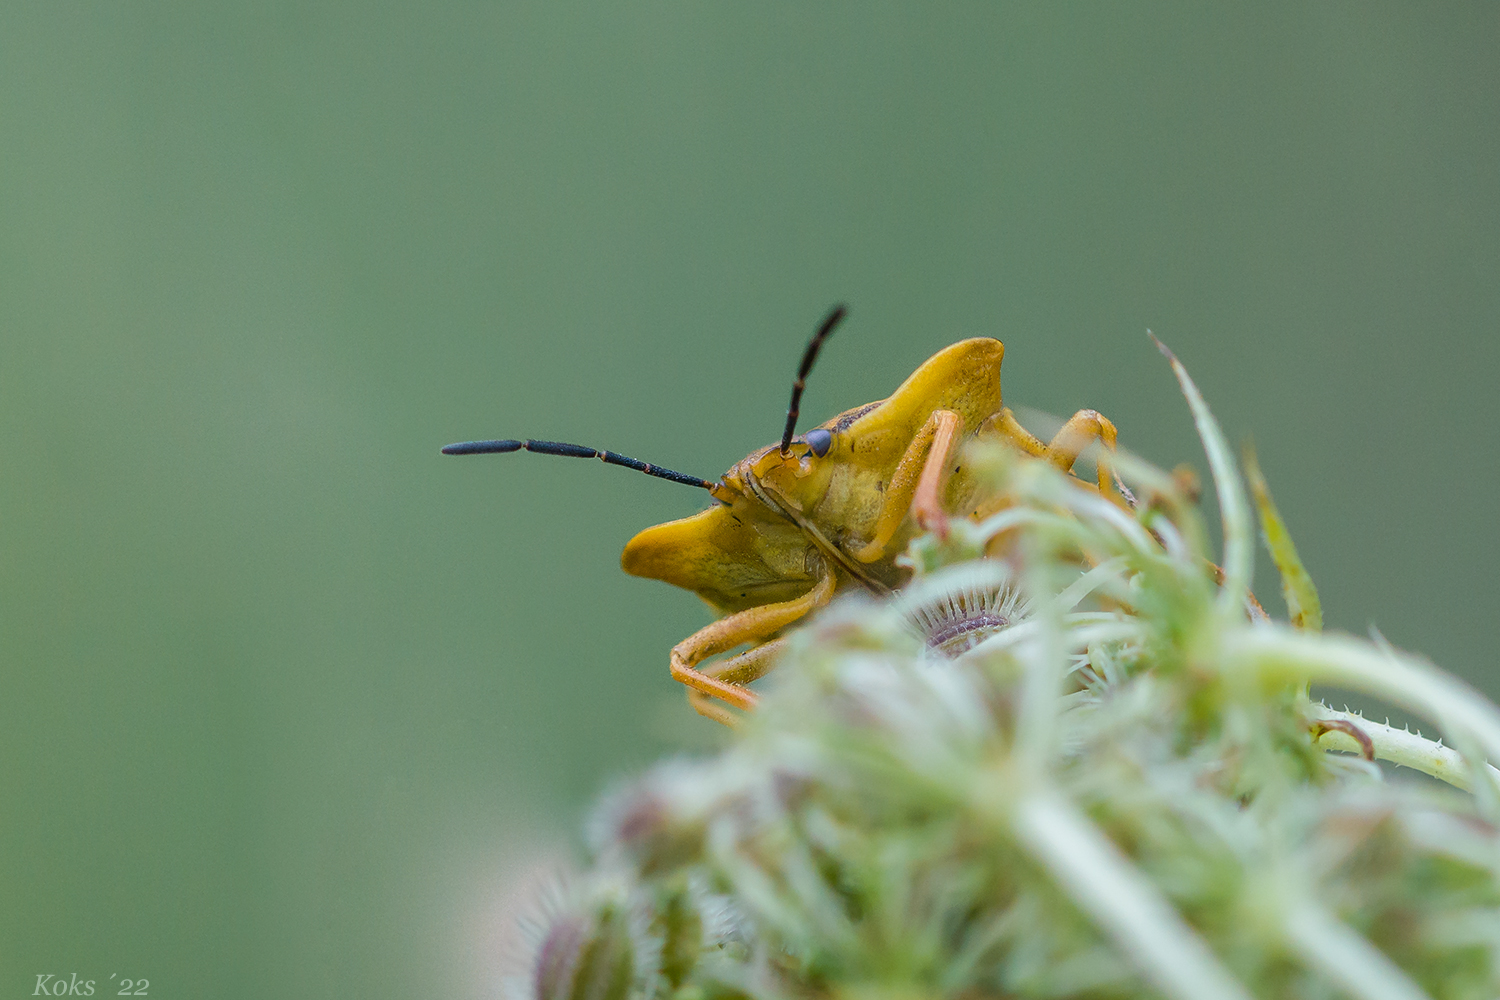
[{"left": 443, "top": 307, "right": 1120, "bottom": 725}]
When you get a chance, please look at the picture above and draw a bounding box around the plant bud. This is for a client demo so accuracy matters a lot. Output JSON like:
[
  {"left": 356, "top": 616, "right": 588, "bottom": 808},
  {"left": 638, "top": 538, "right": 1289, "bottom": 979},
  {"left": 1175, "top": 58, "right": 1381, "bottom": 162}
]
[{"left": 532, "top": 903, "right": 635, "bottom": 1000}]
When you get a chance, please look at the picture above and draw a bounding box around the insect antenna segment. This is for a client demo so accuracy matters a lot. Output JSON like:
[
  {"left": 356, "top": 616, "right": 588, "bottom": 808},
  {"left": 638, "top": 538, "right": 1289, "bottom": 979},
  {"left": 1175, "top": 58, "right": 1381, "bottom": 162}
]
[
  {"left": 780, "top": 304, "right": 849, "bottom": 456},
  {"left": 440, "top": 438, "right": 715, "bottom": 490}
]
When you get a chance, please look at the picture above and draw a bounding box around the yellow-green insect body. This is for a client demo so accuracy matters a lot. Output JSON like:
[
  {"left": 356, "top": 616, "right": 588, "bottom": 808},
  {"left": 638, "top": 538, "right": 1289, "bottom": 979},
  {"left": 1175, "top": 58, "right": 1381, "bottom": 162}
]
[{"left": 622, "top": 337, "right": 1007, "bottom": 613}]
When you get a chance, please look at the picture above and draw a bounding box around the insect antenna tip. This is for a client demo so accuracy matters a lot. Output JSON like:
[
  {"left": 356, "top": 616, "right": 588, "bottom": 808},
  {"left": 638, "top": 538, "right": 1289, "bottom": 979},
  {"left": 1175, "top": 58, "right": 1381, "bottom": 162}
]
[{"left": 441, "top": 439, "right": 522, "bottom": 456}]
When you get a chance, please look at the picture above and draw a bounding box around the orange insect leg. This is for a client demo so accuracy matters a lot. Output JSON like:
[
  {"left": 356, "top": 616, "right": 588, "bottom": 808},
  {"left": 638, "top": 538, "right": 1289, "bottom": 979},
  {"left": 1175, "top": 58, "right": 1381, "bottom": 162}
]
[
  {"left": 988, "top": 406, "right": 1119, "bottom": 494},
  {"left": 851, "top": 408, "right": 963, "bottom": 562},
  {"left": 669, "top": 571, "right": 835, "bottom": 716}
]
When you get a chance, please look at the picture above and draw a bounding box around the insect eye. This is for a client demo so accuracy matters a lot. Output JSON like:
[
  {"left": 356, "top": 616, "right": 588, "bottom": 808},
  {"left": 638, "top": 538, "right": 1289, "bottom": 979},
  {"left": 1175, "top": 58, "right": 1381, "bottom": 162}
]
[{"left": 805, "top": 428, "right": 833, "bottom": 457}]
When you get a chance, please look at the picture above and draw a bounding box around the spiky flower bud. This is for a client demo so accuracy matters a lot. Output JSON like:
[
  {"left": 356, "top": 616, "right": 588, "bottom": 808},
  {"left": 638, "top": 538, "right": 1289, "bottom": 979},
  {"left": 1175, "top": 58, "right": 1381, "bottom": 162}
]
[{"left": 532, "top": 900, "right": 637, "bottom": 1000}]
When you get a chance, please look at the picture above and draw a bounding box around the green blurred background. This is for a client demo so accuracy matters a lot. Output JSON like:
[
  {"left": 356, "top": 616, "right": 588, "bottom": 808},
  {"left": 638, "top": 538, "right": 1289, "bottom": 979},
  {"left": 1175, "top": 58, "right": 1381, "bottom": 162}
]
[{"left": 2, "top": 2, "right": 1496, "bottom": 996}]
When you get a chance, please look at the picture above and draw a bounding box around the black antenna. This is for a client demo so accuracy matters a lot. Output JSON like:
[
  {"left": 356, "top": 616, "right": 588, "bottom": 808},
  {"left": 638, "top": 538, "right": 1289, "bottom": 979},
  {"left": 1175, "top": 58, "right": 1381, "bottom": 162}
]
[
  {"left": 441, "top": 439, "right": 715, "bottom": 490},
  {"left": 780, "top": 304, "right": 848, "bottom": 455}
]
